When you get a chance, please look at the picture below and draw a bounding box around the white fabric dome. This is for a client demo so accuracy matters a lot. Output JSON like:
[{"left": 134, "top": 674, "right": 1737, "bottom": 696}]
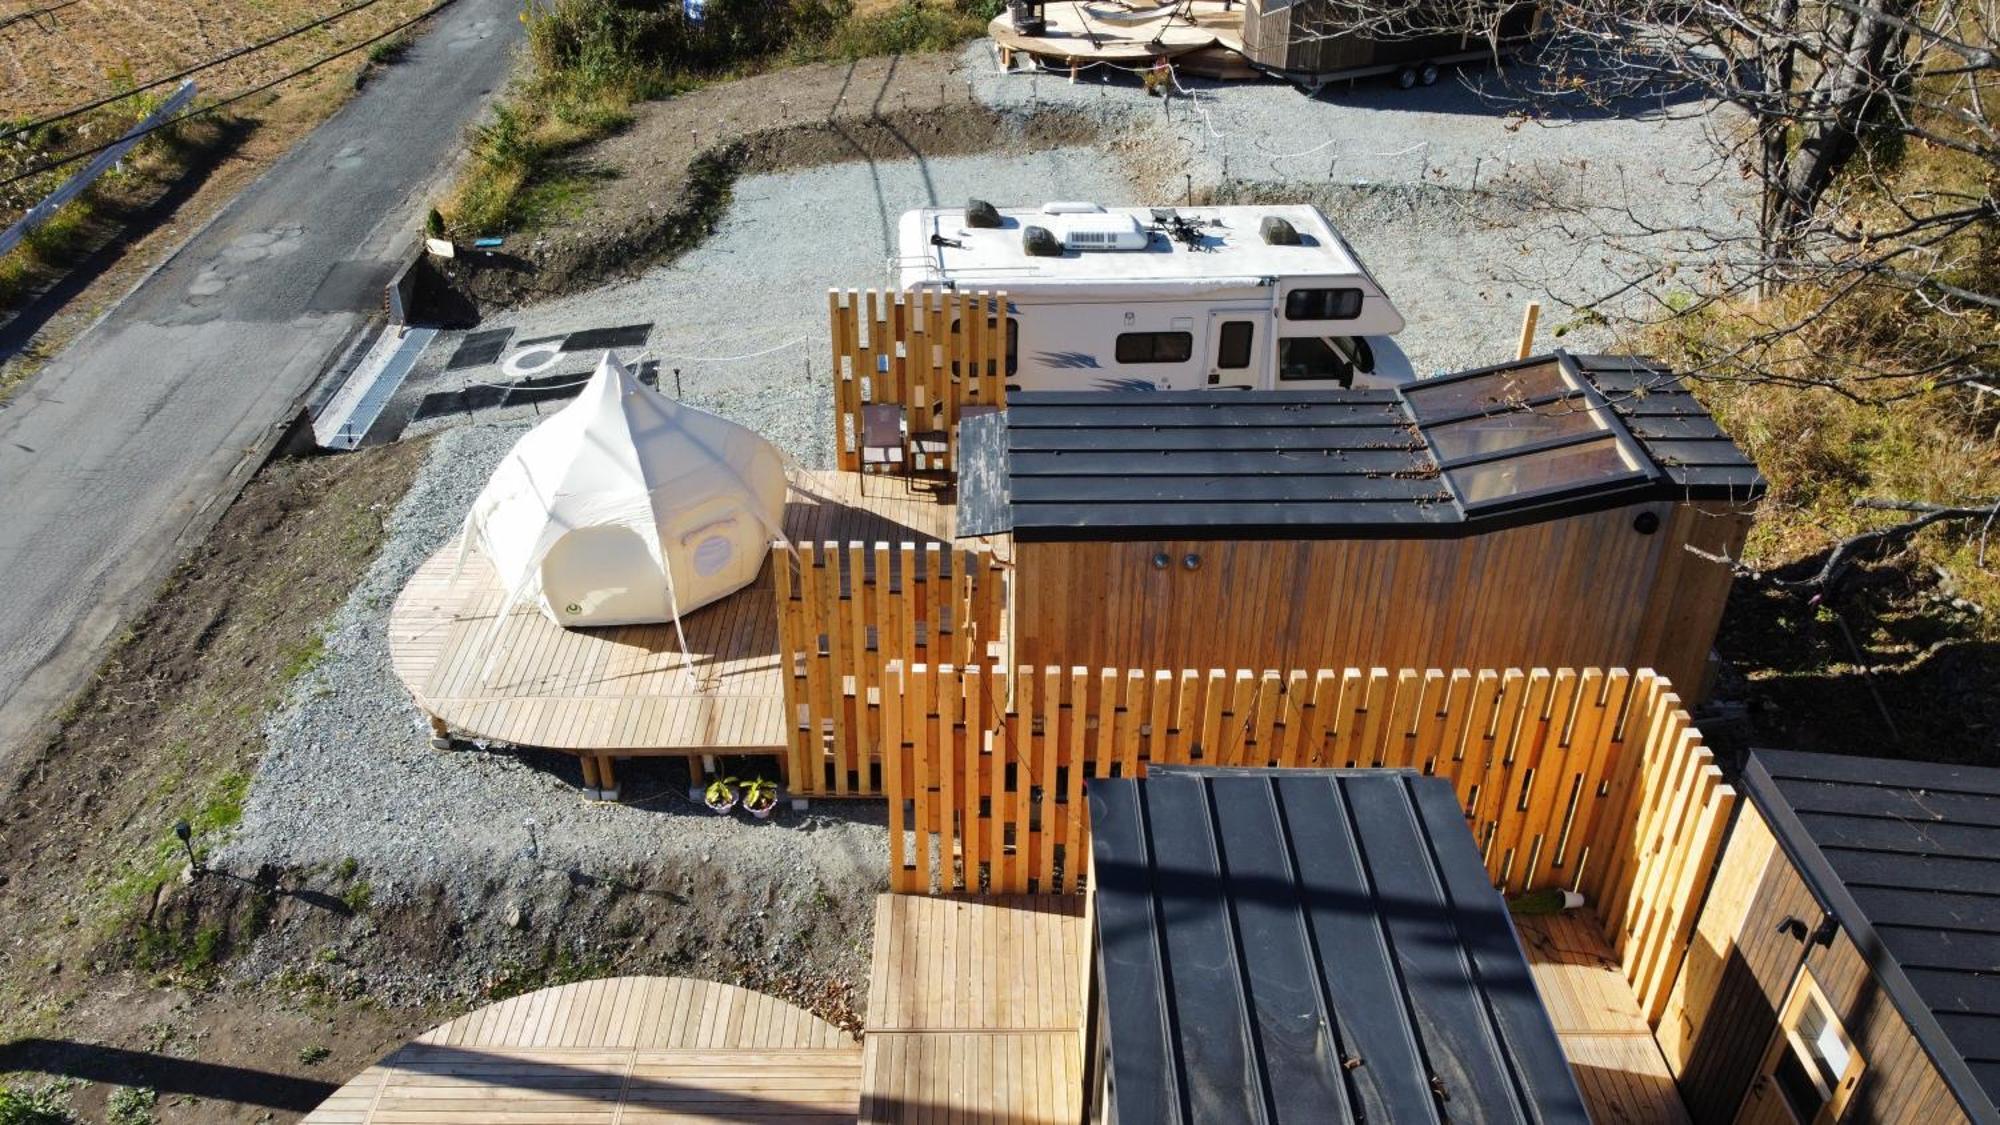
[{"left": 460, "top": 351, "right": 788, "bottom": 628}]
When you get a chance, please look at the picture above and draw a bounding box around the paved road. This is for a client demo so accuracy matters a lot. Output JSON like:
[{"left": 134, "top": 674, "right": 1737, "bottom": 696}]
[{"left": 0, "top": 0, "right": 519, "bottom": 766}]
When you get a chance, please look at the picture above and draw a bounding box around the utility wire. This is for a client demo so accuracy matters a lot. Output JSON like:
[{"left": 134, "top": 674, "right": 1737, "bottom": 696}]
[
  {"left": 0, "top": 0, "right": 456, "bottom": 189},
  {"left": 0, "top": 0, "right": 395, "bottom": 143},
  {"left": 0, "top": 0, "right": 81, "bottom": 34}
]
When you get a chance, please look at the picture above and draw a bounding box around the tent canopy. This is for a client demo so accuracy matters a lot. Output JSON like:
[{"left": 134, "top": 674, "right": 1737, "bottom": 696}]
[{"left": 462, "top": 352, "right": 789, "bottom": 628}]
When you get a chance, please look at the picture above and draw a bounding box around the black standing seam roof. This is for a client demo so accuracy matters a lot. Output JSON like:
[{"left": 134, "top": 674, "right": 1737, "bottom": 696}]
[
  {"left": 954, "top": 351, "right": 1764, "bottom": 541},
  {"left": 1088, "top": 767, "right": 1589, "bottom": 1125},
  {"left": 1742, "top": 750, "right": 2000, "bottom": 1124}
]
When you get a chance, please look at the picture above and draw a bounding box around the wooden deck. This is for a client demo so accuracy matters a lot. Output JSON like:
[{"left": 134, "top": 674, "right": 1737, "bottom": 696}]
[
  {"left": 389, "top": 470, "right": 952, "bottom": 758},
  {"left": 304, "top": 976, "right": 861, "bottom": 1124},
  {"left": 1518, "top": 911, "right": 1693, "bottom": 1125},
  {"left": 860, "top": 895, "right": 1086, "bottom": 1124},
  {"left": 989, "top": 0, "right": 1247, "bottom": 68}
]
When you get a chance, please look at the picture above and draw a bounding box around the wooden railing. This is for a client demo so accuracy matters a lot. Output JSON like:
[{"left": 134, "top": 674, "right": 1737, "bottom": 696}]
[
  {"left": 829, "top": 288, "right": 1009, "bottom": 474},
  {"left": 773, "top": 543, "right": 1005, "bottom": 796},
  {"left": 877, "top": 664, "right": 1736, "bottom": 1026}
]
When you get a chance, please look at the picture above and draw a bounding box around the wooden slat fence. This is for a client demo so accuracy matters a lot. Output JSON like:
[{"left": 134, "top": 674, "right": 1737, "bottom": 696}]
[
  {"left": 879, "top": 663, "right": 1737, "bottom": 1034},
  {"left": 773, "top": 542, "right": 1005, "bottom": 796},
  {"left": 829, "top": 288, "right": 1009, "bottom": 474}
]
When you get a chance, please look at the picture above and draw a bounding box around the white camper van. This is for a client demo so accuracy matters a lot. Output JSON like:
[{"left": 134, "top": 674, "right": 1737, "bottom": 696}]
[{"left": 893, "top": 201, "right": 1411, "bottom": 392}]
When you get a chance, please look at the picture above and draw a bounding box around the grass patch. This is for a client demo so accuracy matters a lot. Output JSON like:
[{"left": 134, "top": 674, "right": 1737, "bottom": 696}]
[
  {"left": 442, "top": 0, "right": 993, "bottom": 236},
  {"left": 0, "top": 1081, "right": 75, "bottom": 1125},
  {"left": 341, "top": 880, "right": 374, "bottom": 914},
  {"left": 105, "top": 1087, "right": 157, "bottom": 1125}
]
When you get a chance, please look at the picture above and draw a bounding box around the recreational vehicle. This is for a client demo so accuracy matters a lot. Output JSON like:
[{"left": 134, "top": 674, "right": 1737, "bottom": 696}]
[{"left": 893, "top": 201, "right": 1412, "bottom": 392}]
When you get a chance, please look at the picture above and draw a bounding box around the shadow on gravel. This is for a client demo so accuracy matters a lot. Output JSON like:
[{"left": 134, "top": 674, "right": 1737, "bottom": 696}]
[{"left": 0, "top": 1038, "right": 336, "bottom": 1110}]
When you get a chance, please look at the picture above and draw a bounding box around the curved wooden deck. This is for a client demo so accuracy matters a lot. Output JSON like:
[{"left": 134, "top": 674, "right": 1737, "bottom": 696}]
[
  {"left": 389, "top": 470, "right": 951, "bottom": 758},
  {"left": 990, "top": 0, "right": 1246, "bottom": 66},
  {"left": 305, "top": 976, "right": 860, "bottom": 1124}
]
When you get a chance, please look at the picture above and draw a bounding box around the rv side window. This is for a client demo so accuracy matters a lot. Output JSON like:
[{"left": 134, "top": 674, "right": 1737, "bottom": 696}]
[
  {"left": 1277, "top": 336, "right": 1353, "bottom": 386},
  {"left": 1115, "top": 331, "right": 1194, "bottom": 364},
  {"left": 1217, "top": 321, "right": 1254, "bottom": 369},
  {"left": 949, "top": 316, "right": 1020, "bottom": 377},
  {"left": 1284, "top": 287, "right": 1364, "bottom": 320}
]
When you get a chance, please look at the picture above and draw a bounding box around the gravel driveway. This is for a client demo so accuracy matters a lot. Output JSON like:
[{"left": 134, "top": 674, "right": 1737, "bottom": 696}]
[{"left": 231, "top": 40, "right": 1746, "bottom": 914}]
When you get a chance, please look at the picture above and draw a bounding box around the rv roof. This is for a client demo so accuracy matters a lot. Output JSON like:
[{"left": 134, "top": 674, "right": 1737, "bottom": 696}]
[{"left": 896, "top": 203, "right": 1373, "bottom": 288}]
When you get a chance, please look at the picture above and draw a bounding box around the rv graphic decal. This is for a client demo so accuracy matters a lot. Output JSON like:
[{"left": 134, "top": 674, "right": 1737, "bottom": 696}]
[
  {"left": 1091, "top": 377, "right": 1161, "bottom": 392},
  {"left": 1034, "top": 350, "right": 1102, "bottom": 369}
]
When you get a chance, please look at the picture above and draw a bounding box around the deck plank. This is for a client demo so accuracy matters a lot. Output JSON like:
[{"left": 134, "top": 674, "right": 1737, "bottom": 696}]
[
  {"left": 1517, "top": 911, "right": 1693, "bottom": 1124},
  {"left": 388, "top": 470, "right": 951, "bottom": 757},
  {"left": 858, "top": 895, "right": 1085, "bottom": 1125},
  {"left": 304, "top": 977, "right": 860, "bottom": 1124}
]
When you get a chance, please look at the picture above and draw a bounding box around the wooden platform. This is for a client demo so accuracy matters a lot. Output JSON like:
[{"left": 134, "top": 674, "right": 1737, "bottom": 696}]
[
  {"left": 860, "top": 895, "right": 1086, "bottom": 1124},
  {"left": 990, "top": 0, "right": 1246, "bottom": 67},
  {"left": 304, "top": 976, "right": 861, "bottom": 1124},
  {"left": 389, "top": 470, "right": 952, "bottom": 758},
  {"left": 1518, "top": 911, "right": 1693, "bottom": 1125}
]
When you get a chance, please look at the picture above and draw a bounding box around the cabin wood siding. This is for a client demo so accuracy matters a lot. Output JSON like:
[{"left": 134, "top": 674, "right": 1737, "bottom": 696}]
[
  {"left": 1667, "top": 808, "right": 1822, "bottom": 1122},
  {"left": 1660, "top": 804, "right": 1974, "bottom": 1123},
  {"left": 1807, "top": 929, "right": 1972, "bottom": 1124},
  {"left": 1012, "top": 501, "right": 1747, "bottom": 693}
]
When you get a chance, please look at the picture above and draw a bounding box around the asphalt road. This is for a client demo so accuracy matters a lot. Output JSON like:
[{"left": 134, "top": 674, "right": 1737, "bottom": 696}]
[{"left": 0, "top": 0, "right": 520, "bottom": 767}]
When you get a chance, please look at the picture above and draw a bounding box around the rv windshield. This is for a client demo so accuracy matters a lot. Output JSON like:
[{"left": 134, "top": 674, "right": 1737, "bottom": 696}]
[{"left": 1278, "top": 336, "right": 1373, "bottom": 384}]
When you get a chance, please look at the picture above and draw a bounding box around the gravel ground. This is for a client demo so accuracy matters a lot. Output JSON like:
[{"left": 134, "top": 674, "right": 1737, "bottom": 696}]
[
  {"left": 225, "top": 420, "right": 887, "bottom": 921},
  {"left": 229, "top": 41, "right": 1747, "bottom": 927},
  {"left": 404, "top": 144, "right": 1135, "bottom": 463},
  {"left": 962, "top": 41, "right": 1751, "bottom": 369}
]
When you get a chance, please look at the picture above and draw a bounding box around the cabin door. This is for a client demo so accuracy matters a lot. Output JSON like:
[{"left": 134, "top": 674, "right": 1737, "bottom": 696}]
[
  {"left": 1736, "top": 970, "right": 1865, "bottom": 1125},
  {"left": 1205, "top": 310, "right": 1263, "bottom": 390}
]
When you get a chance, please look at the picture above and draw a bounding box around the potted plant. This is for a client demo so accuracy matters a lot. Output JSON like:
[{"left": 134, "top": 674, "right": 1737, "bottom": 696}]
[
  {"left": 703, "top": 776, "right": 739, "bottom": 814},
  {"left": 741, "top": 777, "right": 779, "bottom": 819}
]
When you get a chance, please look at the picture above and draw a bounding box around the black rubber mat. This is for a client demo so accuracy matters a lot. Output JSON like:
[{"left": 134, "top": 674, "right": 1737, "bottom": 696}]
[
  {"left": 445, "top": 327, "right": 515, "bottom": 370},
  {"left": 562, "top": 323, "right": 653, "bottom": 351}
]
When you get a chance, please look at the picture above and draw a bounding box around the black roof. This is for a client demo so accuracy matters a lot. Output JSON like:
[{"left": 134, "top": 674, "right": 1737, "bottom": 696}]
[
  {"left": 1088, "top": 767, "right": 1589, "bottom": 1124},
  {"left": 1743, "top": 750, "right": 2000, "bottom": 1122},
  {"left": 956, "top": 351, "right": 1762, "bottom": 541}
]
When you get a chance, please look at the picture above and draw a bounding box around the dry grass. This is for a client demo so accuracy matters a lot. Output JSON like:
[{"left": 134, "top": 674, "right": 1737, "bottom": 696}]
[{"left": 0, "top": 0, "right": 439, "bottom": 119}]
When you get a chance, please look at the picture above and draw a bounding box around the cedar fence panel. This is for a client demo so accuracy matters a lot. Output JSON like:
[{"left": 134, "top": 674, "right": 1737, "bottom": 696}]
[
  {"left": 829, "top": 288, "right": 1009, "bottom": 474},
  {"left": 884, "top": 667, "right": 1729, "bottom": 939},
  {"left": 774, "top": 542, "right": 1005, "bottom": 796}
]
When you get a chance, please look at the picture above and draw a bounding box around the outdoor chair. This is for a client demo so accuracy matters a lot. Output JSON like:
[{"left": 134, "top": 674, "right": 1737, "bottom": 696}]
[{"left": 860, "top": 403, "right": 906, "bottom": 495}]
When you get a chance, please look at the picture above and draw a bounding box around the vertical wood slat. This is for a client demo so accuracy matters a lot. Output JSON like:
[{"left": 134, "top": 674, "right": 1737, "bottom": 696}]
[
  {"left": 828, "top": 288, "right": 1010, "bottom": 474},
  {"left": 775, "top": 543, "right": 1005, "bottom": 797},
  {"left": 884, "top": 664, "right": 1725, "bottom": 908}
]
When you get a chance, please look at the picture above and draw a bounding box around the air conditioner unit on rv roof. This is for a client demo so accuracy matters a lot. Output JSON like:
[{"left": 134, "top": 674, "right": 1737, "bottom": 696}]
[{"left": 1058, "top": 212, "right": 1149, "bottom": 251}]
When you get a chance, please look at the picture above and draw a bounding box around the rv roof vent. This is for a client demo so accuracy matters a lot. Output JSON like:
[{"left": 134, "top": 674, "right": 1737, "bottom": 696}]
[
  {"left": 1260, "top": 216, "right": 1302, "bottom": 245},
  {"left": 1042, "top": 201, "right": 1106, "bottom": 215},
  {"left": 966, "top": 199, "right": 1002, "bottom": 228},
  {"left": 1058, "top": 212, "right": 1150, "bottom": 251},
  {"left": 1022, "top": 225, "right": 1064, "bottom": 257}
]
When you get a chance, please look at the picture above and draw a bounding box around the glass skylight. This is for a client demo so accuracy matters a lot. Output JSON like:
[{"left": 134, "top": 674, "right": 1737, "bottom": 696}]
[{"left": 1404, "top": 354, "right": 1657, "bottom": 515}]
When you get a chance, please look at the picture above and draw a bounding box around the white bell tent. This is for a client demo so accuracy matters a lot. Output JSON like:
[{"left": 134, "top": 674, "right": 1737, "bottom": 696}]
[{"left": 458, "top": 352, "right": 789, "bottom": 648}]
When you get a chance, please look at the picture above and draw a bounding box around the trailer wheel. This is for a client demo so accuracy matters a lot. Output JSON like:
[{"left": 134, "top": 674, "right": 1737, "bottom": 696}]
[
  {"left": 1419, "top": 63, "right": 1440, "bottom": 85},
  {"left": 1396, "top": 67, "right": 1418, "bottom": 89}
]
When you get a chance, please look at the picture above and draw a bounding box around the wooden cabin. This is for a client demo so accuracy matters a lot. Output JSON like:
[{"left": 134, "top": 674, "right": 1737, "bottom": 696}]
[
  {"left": 1239, "top": 0, "right": 1541, "bottom": 85},
  {"left": 1087, "top": 767, "right": 1593, "bottom": 1122},
  {"left": 957, "top": 351, "right": 1762, "bottom": 697},
  {"left": 1660, "top": 750, "right": 2000, "bottom": 1123}
]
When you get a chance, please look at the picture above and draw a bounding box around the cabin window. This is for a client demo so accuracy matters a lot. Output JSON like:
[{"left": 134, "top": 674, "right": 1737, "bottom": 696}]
[
  {"left": 1217, "top": 321, "right": 1255, "bottom": 369},
  {"left": 950, "top": 315, "right": 1020, "bottom": 377},
  {"left": 1283, "top": 287, "right": 1364, "bottom": 320},
  {"left": 1115, "top": 331, "right": 1194, "bottom": 364},
  {"left": 1764, "top": 975, "right": 1864, "bottom": 1123},
  {"left": 1277, "top": 336, "right": 1370, "bottom": 384}
]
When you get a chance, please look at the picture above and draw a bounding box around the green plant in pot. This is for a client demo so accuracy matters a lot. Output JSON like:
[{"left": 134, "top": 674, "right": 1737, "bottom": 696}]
[
  {"left": 703, "top": 776, "right": 739, "bottom": 813},
  {"left": 741, "top": 777, "right": 778, "bottom": 819}
]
